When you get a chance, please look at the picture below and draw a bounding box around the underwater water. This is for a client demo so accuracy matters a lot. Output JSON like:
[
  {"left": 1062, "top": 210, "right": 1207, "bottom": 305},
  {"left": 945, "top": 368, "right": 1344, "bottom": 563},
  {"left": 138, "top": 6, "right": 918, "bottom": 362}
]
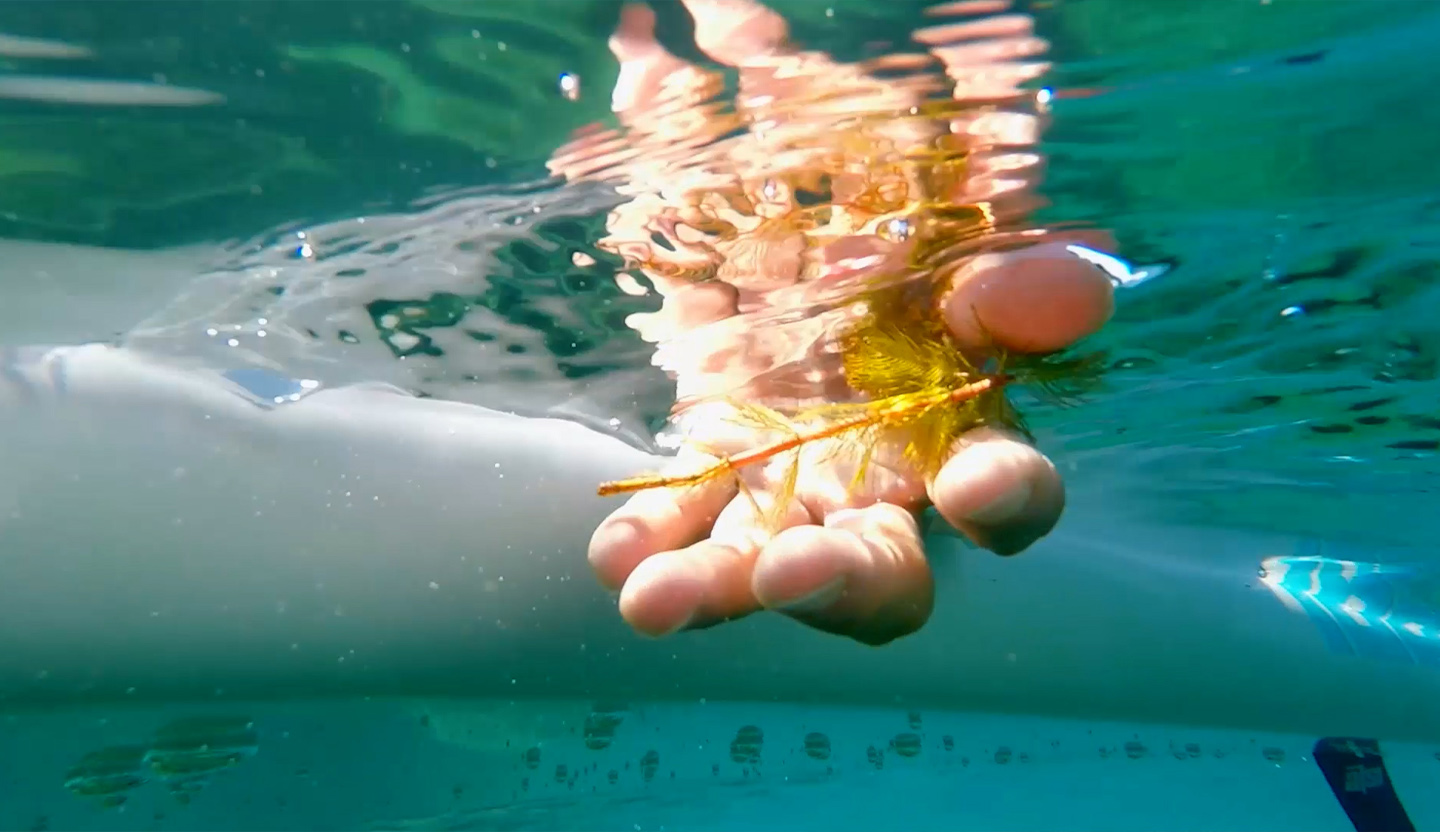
[{"left": 2, "top": 1, "right": 1439, "bottom": 830}]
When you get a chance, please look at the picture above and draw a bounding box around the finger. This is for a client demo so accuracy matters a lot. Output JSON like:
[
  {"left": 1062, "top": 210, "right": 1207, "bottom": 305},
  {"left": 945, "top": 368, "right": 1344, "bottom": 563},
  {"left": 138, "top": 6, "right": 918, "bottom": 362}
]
[
  {"left": 588, "top": 454, "right": 736, "bottom": 592},
  {"left": 940, "top": 240, "right": 1115, "bottom": 354},
  {"left": 751, "top": 503, "right": 933, "bottom": 645},
  {"left": 927, "top": 427, "right": 1064, "bottom": 556},
  {"left": 616, "top": 539, "right": 759, "bottom": 637},
  {"left": 615, "top": 487, "right": 813, "bottom": 636}
]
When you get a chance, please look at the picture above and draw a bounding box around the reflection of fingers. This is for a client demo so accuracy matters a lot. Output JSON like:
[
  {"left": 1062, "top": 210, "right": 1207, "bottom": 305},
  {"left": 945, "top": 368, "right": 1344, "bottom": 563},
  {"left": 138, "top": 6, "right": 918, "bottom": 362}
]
[
  {"left": 610, "top": 3, "right": 659, "bottom": 63},
  {"left": 751, "top": 503, "right": 934, "bottom": 645},
  {"left": 940, "top": 240, "right": 1114, "bottom": 354},
  {"left": 609, "top": 3, "right": 678, "bottom": 118},
  {"left": 588, "top": 459, "right": 736, "bottom": 592},
  {"left": 680, "top": 0, "right": 788, "bottom": 66},
  {"left": 919, "top": 3, "right": 1051, "bottom": 102},
  {"left": 626, "top": 282, "right": 739, "bottom": 344},
  {"left": 926, "top": 427, "right": 1063, "bottom": 556}
]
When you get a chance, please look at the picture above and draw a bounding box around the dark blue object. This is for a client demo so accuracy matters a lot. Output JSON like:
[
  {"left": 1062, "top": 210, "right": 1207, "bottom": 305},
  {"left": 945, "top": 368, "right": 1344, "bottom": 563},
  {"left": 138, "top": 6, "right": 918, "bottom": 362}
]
[{"left": 1312, "top": 737, "right": 1415, "bottom": 832}]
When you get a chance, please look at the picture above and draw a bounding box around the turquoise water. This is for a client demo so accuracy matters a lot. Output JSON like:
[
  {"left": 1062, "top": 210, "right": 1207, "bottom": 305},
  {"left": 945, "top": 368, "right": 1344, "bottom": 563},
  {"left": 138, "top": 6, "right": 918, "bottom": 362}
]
[{"left": 2, "top": 1, "right": 1439, "bottom": 830}]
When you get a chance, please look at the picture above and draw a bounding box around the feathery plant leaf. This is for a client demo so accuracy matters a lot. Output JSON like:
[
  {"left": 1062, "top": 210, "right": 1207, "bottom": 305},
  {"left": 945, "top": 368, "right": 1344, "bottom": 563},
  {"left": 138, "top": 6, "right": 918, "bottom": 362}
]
[{"left": 597, "top": 268, "right": 1108, "bottom": 518}]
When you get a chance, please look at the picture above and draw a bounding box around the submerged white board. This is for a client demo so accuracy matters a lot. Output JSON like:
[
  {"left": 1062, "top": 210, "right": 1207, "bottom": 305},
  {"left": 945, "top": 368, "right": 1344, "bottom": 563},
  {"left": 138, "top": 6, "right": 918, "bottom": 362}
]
[
  {"left": 7, "top": 697, "right": 1437, "bottom": 831},
  {"left": 3, "top": 344, "right": 1440, "bottom": 746}
]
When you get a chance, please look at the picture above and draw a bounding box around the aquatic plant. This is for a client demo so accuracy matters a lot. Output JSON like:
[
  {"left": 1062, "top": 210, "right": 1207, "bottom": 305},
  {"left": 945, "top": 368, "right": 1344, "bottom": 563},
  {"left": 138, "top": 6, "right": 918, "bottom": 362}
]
[{"left": 599, "top": 281, "right": 1106, "bottom": 528}]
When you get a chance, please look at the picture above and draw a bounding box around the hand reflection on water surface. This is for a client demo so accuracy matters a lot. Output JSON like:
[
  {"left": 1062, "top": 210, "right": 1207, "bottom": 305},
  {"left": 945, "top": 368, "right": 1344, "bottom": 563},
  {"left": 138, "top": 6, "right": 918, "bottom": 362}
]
[{"left": 550, "top": 0, "right": 1117, "bottom": 644}]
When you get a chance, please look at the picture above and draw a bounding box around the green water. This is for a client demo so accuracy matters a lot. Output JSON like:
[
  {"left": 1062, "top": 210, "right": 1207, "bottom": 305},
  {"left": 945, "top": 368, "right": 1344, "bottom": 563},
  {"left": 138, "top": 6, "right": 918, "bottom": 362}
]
[
  {"left": 4, "top": 0, "right": 1438, "bottom": 671},
  {"left": 7, "top": 0, "right": 1421, "bottom": 549},
  {"left": 3, "top": 2, "right": 1440, "bottom": 829}
]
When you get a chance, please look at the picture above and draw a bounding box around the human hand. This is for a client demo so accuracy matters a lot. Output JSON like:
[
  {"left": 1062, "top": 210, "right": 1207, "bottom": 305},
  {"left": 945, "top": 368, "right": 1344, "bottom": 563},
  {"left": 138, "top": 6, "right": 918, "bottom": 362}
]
[
  {"left": 568, "top": 0, "right": 1116, "bottom": 644},
  {"left": 590, "top": 239, "right": 1112, "bottom": 645}
]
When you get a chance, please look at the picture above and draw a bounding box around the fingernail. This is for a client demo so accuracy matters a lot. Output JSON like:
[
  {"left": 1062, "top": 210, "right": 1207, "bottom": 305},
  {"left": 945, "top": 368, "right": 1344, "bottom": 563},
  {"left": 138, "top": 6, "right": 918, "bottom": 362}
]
[
  {"left": 964, "top": 479, "right": 1032, "bottom": 525},
  {"left": 644, "top": 619, "right": 691, "bottom": 639},
  {"left": 654, "top": 609, "right": 697, "bottom": 638},
  {"left": 775, "top": 576, "right": 846, "bottom": 613}
]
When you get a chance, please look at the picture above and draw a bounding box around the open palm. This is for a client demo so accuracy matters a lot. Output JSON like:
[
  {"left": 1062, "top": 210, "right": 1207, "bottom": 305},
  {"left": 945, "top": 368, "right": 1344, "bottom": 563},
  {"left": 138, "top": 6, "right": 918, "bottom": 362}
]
[{"left": 560, "top": 0, "right": 1116, "bottom": 644}]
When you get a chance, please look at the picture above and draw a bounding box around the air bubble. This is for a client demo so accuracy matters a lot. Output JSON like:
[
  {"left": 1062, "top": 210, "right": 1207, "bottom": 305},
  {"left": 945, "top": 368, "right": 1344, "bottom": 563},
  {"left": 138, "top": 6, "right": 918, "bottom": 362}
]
[{"left": 558, "top": 72, "right": 581, "bottom": 101}]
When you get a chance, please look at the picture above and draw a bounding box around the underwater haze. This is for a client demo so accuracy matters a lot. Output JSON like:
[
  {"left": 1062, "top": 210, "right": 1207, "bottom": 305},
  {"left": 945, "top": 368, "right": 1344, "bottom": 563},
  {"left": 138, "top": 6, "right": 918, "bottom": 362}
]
[{"left": 2, "top": 1, "right": 1439, "bottom": 830}]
